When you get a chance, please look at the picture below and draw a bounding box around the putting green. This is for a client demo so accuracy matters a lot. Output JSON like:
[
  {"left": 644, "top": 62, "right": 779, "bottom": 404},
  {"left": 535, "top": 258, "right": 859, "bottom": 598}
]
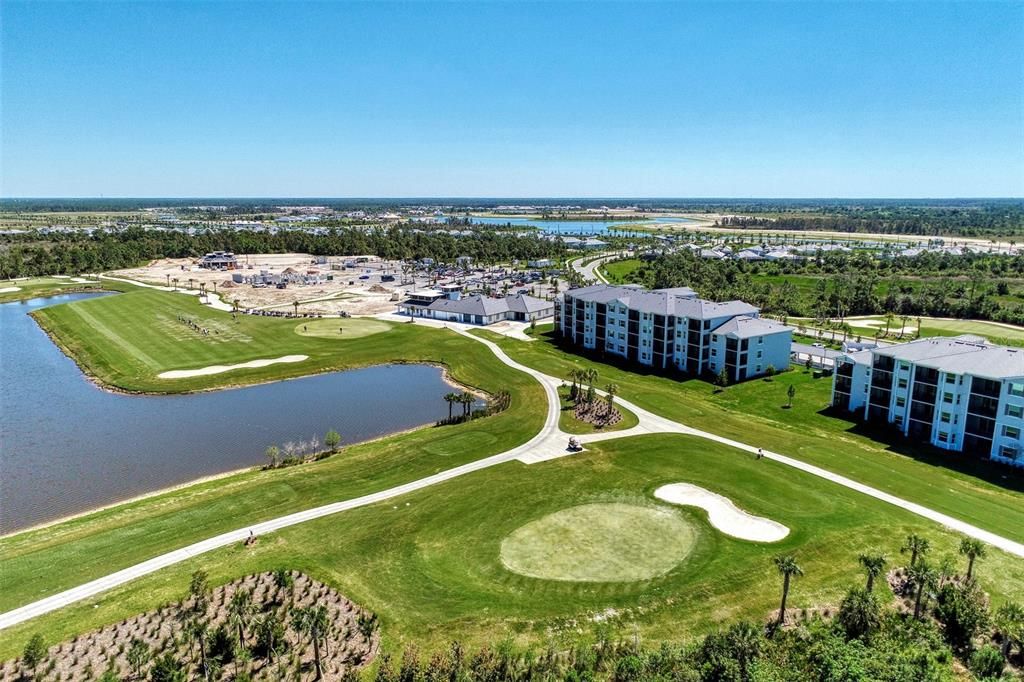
[
  {"left": 500, "top": 502, "right": 697, "bottom": 582},
  {"left": 293, "top": 317, "right": 392, "bottom": 339}
]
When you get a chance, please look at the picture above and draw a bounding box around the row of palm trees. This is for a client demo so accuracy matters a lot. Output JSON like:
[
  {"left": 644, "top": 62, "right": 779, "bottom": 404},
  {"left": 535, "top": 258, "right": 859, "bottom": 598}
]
[
  {"left": 566, "top": 367, "right": 620, "bottom": 418},
  {"left": 442, "top": 392, "right": 476, "bottom": 420},
  {"left": 772, "top": 532, "right": 990, "bottom": 629}
]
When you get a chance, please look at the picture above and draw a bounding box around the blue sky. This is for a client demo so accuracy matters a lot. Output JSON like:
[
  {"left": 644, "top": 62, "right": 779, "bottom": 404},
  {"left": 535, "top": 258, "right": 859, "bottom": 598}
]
[{"left": 2, "top": 1, "right": 1022, "bottom": 198}]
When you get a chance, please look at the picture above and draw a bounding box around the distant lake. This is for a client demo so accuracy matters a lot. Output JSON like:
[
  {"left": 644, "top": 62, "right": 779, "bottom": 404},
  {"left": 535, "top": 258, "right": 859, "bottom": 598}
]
[
  {"left": 0, "top": 293, "right": 458, "bottom": 534},
  {"left": 467, "top": 215, "right": 696, "bottom": 236}
]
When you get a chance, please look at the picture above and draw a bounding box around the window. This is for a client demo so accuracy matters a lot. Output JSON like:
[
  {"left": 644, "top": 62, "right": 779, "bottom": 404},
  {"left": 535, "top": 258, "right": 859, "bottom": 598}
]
[
  {"left": 894, "top": 415, "right": 904, "bottom": 425},
  {"left": 711, "top": 348, "right": 717, "bottom": 357},
  {"left": 940, "top": 412, "right": 951, "bottom": 423},
  {"left": 712, "top": 335, "right": 719, "bottom": 342},
  {"left": 1003, "top": 425, "right": 1021, "bottom": 439},
  {"left": 1000, "top": 445, "right": 1019, "bottom": 459},
  {"left": 756, "top": 365, "right": 762, "bottom": 373},
  {"left": 943, "top": 392, "right": 954, "bottom": 403},
  {"left": 758, "top": 336, "right": 764, "bottom": 344},
  {"left": 895, "top": 397, "right": 906, "bottom": 407},
  {"left": 937, "top": 432, "right": 949, "bottom": 443},
  {"left": 898, "top": 378, "right": 908, "bottom": 389},
  {"left": 1007, "top": 404, "right": 1024, "bottom": 419},
  {"left": 1010, "top": 383, "right": 1024, "bottom": 398},
  {"left": 945, "top": 374, "right": 957, "bottom": 384},
  {"left": 756, "top": 350, "right": 763, "bottom": 359}
]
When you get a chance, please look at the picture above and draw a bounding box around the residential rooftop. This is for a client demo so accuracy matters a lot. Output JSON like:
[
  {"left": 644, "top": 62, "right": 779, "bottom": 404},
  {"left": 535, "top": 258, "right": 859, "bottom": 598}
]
[
  {"left": 852, "top": 334, "right": 1024, "bottom": 380},
  {"left": 563, "top": 284, "right": 757, "bottom": 320}
]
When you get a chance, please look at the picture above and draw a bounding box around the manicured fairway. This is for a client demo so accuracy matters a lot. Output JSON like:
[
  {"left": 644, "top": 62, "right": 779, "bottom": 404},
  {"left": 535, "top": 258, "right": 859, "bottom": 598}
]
[
  {"left": 0, "top": 276, "right": 104, "bottom": 304},
  {"left": 2, "top": 434, "right": 1021, "bottom": 660},
  {"left": 500, "top": 502, "right": 697, "bottom": 582},
  {"left": 293, "top": 317, "right": 392, "bottom": 339},
  {"left": 31, "top": 287, "right": 412, "bottom": 392},
  {"left": 842, "top": 315, "right": 1024, "bottom": 345}
]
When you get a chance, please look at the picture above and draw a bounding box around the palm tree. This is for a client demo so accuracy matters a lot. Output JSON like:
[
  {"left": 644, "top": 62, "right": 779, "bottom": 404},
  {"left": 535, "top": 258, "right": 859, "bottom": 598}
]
[
  {"left": 585, "top": 368, "right": 598, "bottom": 401},
  {"left": 461, "top": 393, "right": 474, "bottom": 416},
  {"left": 185, "top": 618, "right": 211, "bottom": 682},
  {"left": 291, "top": 605, "right": 330, "bottom": 680},
  {"left": 228, "top": 588, "right": 254, "bottom": 648},
  {"left": 959, "top": 537, "right": 986, "bottom": 580},
  {"left": 907, "top": 561, "right": 937, "bottom": 619},
  {"left": 293, "top": 300, "right": 299, "bottom": 317},
  {"left": 443, "top": 392, "right": 456, "bottom": 420},
  {"left": 858, "top": 554, "right": 887, "bottom": 593},
  {"left": 172, "top": 277, "right": 179, "bottom": 290},
  {"left": 772, "top": 554, "right": 803, "bottom": 628},
  {"left": 786, "top": 383, "right": 796, "bottom": 408},
  {"left": 901, "top": 533, "right": 930, "bottom": 568},
  {"left": 604, "top": 383, "right": 619, "bottom": 415}
]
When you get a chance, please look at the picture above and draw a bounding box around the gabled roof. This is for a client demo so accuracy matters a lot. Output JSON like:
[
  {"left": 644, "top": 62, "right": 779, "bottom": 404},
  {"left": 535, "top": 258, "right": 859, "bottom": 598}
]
[
  {"left": 711, "top": 315, "right": 791, "bottom": 339},
  {"left": 504, "top": 293, "right": 552, "bottom": 314}
]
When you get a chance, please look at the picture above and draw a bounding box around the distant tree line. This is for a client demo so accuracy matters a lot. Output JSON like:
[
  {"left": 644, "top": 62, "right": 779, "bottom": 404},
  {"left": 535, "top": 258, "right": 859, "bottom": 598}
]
[
  {"left": 0, "top": 227, "right": 569, "bottom": 279},
  {"left": 626, "top": 250, "right": 1024, "bottom": 325},
  {"left": 716, "top": 203, "right": 1024, "bottom": 238}
]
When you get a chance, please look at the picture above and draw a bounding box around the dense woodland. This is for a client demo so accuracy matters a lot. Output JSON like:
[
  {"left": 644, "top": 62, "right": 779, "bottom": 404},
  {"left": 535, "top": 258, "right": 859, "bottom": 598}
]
[
  {"left": 616, "top": 250, "right": 1024, "bottom": 325},
  {"left": 0, "top": 228, "right": 567, "bottom": 280},
  {"left": 716, "top": 204, "right": 1024, "bottom": 238}
]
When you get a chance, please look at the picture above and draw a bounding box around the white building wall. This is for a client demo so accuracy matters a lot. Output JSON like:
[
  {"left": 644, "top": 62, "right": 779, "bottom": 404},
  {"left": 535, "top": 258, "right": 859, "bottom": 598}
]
[
  {"left": 991, "top": 378, "right": 1024, "bottom": 465},
  {"left": 931, "top": 372, "right": 971, "bottom": 451}
]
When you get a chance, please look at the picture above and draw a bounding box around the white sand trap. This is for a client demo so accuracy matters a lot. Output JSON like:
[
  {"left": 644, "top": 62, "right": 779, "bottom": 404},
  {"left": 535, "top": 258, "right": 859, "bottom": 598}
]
[
  {"left": 158, "top": 355, "right": 309, "bottom": 379},
  {"left": 0, "top": 287, "right": 22, "bottom": 293},
  {"left": 654, "top": 483, "right": 789, "bottom": 542}
]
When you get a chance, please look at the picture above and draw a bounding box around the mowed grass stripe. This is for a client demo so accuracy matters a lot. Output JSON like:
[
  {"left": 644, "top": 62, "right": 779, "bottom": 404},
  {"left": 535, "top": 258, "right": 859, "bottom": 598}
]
[{"left": 61, "top": 300, "right": 163, "bottom": 370}]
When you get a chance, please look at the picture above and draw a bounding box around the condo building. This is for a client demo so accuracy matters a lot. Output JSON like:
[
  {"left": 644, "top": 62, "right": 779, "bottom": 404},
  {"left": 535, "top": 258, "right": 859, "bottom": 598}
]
[
  {"left": 554, "top": 284, "right": 792, "bottom": 381},
  {"left": 832, "top": 335, "right": 1024, "bottom": 465}
]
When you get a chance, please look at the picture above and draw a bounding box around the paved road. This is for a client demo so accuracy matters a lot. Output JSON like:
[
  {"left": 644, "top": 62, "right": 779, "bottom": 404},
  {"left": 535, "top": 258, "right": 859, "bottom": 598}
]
[
  {"left": 569, "top": 253, "right": 624, "bottom": 283},
  {"left": 2, "top": 321, "right": 1022, "bottom": 631}
]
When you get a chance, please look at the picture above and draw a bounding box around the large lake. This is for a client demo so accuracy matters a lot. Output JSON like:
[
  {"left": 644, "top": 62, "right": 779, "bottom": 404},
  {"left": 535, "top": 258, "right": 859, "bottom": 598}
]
[
  {"left": 467, "top": 215, "right": 695, "bottom": 236},
  {"left": 0, "top": 293, "right": 457, "bottom": 534}
]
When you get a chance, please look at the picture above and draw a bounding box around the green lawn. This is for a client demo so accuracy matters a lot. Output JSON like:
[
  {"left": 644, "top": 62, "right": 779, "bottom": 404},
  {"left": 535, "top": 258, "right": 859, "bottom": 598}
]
[
  {"left": 472, "top": 330, "right": 1024, "bottom": 545},
  {"left": 599, "top": 258, "right": 646, "bottom": 285},
  {"left": 32, "top": 287, "right": 468, "bottom": 393},
  {"left": 3, "top": 434, "right": 1021, "bottom": 661},
  {"left": 0, "top": 276, "right": 105, "bottom": 304}
]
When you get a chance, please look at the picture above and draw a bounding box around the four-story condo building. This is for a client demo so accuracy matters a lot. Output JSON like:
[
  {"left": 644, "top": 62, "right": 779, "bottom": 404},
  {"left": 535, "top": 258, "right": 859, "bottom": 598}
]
[
  {"left": 555, "top": 284, "right": 792, "bottom": 382},
  {"left": 832, "top": 335, "right": 1024, "bottom": 465}
]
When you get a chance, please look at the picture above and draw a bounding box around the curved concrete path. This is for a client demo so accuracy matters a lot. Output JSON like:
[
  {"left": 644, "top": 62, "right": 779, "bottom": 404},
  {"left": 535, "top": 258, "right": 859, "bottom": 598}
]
[{"left": 2, "top": 322, "right": 1023, "bottom": 632}]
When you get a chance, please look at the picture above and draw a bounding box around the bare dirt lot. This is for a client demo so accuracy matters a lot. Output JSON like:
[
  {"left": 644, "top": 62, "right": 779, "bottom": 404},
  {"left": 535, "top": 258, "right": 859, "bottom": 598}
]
[{"left": 112, "top": 254, "right": 415, "bottom": 316}]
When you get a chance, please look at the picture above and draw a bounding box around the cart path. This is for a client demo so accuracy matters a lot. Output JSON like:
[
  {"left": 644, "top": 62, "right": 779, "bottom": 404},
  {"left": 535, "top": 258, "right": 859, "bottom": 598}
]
[{"left": 1, "top": 323, "right": 1022, "bottom": 632}]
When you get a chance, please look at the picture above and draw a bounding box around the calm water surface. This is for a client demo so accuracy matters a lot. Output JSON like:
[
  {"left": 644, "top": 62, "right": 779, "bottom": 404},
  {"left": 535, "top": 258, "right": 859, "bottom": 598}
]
[{"left": 0, "top": 293, "right": 456, "bottom": 534}]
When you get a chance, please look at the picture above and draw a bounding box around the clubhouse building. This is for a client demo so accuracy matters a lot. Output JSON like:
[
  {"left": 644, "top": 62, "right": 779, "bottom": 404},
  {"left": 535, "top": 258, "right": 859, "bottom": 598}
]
[
  {"left": 554, "top": 284, "right": 792, "bottom": 381},
  {"left": 398, "top": 289, "right": 553, "bottom": 325},
  {"left": 831, "top": 335, "right": 1024, "bottom": 466}
]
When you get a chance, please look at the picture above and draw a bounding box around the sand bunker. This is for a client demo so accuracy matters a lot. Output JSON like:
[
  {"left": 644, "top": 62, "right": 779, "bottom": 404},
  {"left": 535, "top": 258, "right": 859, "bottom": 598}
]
[
  {"left": 158, "top": 354, "right": 309, "bottom": 379},
  {"left": 0, "top": 287, "right": 22, "bottom": 293},
  {"left": 654, "top": 483, "right": 789, "bottom": 542}
]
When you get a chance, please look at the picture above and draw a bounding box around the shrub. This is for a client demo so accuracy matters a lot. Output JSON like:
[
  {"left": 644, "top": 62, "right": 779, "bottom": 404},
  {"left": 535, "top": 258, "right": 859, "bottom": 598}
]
[
  {"left": 934, "top": 581, "right": 989, "bottom": 653},
  {"left": 969, "top": 645, "right": 1005, "bottom": 679},
  {"left": 838, "top": 587, "right": 882, "bottom": 641}
]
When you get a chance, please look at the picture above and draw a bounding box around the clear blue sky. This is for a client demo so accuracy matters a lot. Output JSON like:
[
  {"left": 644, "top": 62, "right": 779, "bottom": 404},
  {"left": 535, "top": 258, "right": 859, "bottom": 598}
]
[{"left": 2, "top": 1, "right": 1022, "bottom": 198}]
